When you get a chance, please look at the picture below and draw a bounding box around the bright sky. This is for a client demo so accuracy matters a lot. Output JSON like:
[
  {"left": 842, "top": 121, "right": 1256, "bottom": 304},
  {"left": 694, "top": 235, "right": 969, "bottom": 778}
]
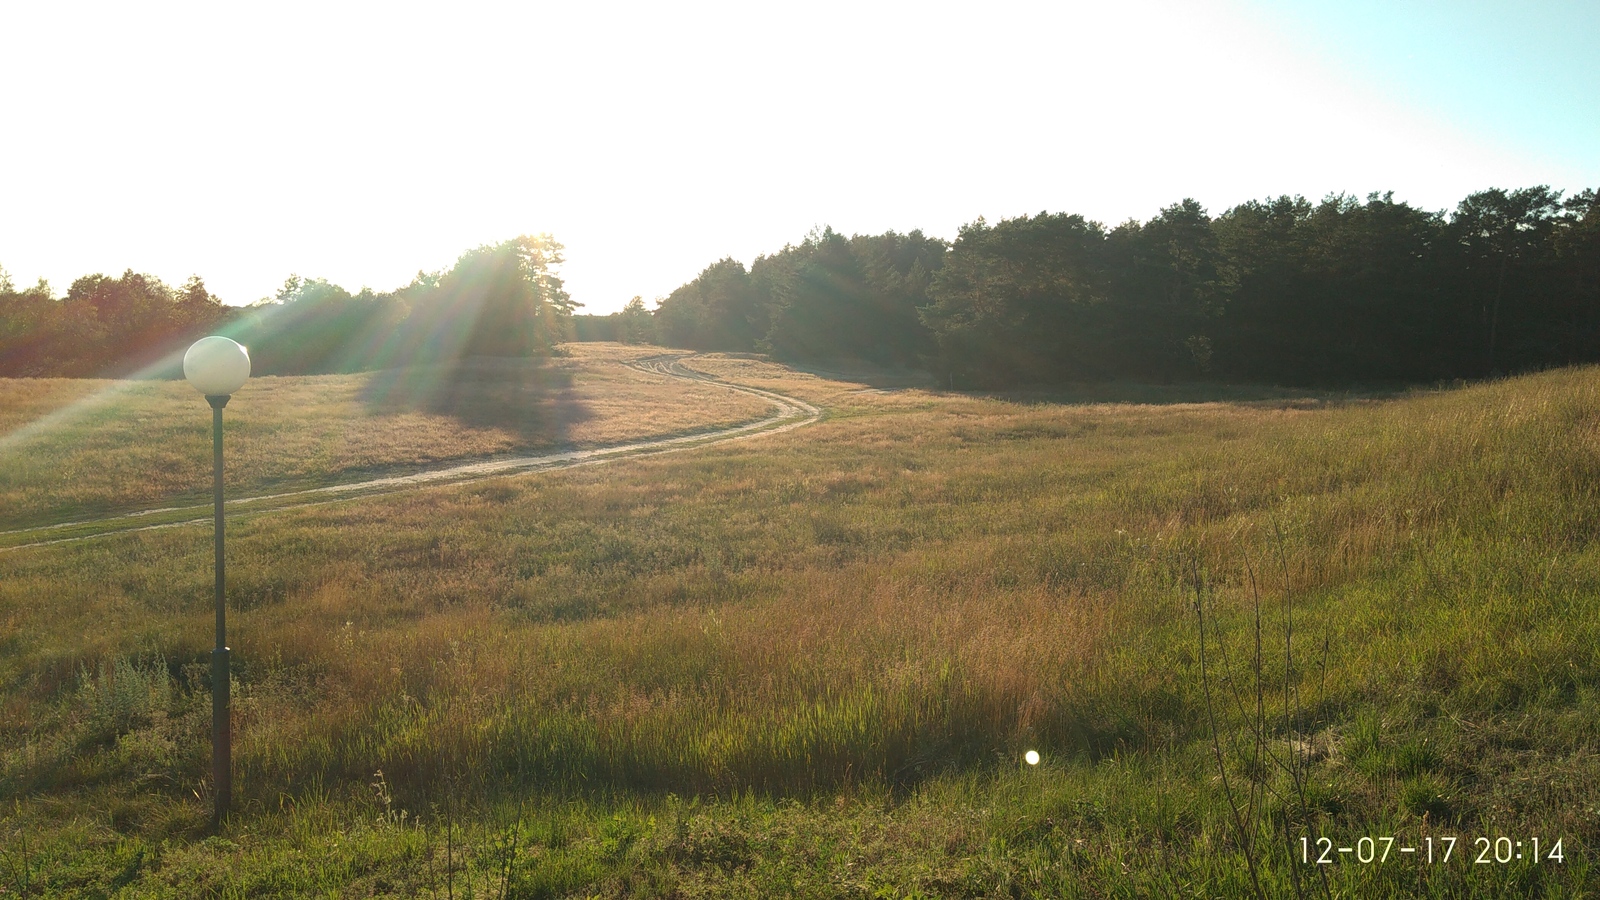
[{"left": 3, "top": 1, "right": 1595, "bottom": 315}]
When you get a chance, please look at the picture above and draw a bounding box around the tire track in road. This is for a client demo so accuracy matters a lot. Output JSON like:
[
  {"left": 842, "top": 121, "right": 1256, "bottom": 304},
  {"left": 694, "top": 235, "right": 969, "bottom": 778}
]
[{"left": 0, "top": 354, "right": 821, "bottom": 552}]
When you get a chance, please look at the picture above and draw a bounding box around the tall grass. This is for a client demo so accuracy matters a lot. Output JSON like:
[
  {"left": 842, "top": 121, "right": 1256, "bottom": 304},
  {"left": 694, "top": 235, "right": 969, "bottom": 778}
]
[{"left": 3, "top": 357, "right": 1600, "bottom": 895}]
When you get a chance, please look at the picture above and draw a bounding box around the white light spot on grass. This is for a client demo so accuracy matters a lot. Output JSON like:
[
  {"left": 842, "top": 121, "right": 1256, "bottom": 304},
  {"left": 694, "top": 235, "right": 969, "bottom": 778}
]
[{"left": 1025, "top": 750, "right": 1040, "bottom": 766}]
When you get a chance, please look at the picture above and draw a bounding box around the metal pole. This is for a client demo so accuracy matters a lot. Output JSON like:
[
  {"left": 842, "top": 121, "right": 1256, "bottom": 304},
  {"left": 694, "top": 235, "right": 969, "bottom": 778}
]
[{"left": 208, "top": 394, "right": 231, "bottom": 824}]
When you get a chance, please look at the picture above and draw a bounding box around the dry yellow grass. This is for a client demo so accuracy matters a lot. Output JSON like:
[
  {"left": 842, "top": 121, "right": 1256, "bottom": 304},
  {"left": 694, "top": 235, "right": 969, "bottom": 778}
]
[
  {"left": 0, "top": 344, "right": 770, "bottom": 527},
  {"left": 0, "top": 360, "right": 1448, "bottom": 801}
]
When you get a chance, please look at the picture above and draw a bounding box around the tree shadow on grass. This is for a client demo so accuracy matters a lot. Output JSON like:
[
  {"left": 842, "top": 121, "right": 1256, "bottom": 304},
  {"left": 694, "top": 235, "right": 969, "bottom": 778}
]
[
  {"left": 357, "top": 356, "right": 594, "bottom": 448},
  {"left": 958, "top": 379, "right": 1424, "bottom": 408},
  {"left": 775, "top": 357, "right": 941, "bottom": 392},
  {"left": 763, "top": 354, "right": 1413, "bottom": 407}
]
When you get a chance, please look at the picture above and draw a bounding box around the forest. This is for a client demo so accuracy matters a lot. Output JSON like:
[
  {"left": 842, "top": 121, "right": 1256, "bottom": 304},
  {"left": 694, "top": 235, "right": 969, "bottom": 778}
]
[
  {"left": 639, "top": 187, "right": 1600, "bottom": 386},
  {"left": 4, "top": 188, "right": 1598, "bottom": 386}
]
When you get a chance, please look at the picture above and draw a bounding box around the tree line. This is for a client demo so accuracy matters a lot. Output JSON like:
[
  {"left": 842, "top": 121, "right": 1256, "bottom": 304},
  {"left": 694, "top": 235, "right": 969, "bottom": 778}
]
[
  {"left": 620, "top": 187, "right": 1600, "bottom": 385},
  {"left": 0, "top": 235, "right": 573, "bottom": 378},
  {"left": 8, "top": 190, "right": 1599, "bottom": 386}
]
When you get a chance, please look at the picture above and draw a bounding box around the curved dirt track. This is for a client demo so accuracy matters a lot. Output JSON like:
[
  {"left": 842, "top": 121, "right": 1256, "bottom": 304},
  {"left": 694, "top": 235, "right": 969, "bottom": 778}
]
[{"left": 0, "top": 354, "right": 820, "bottom": 552}]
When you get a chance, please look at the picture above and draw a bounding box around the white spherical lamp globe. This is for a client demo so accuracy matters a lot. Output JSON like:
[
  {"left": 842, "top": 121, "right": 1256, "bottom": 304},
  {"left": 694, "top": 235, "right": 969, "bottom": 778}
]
[
  {"left": 1025, "top": 750, "right": 1040, "bottom": 766},
  {"left": 184, "top": 336, "right": 251, "bottom": 396}
]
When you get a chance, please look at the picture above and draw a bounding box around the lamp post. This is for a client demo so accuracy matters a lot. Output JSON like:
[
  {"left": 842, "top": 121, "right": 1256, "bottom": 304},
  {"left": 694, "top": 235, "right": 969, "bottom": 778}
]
[{"left": 183, "top": 336, "right": 250, "bottom": 825}]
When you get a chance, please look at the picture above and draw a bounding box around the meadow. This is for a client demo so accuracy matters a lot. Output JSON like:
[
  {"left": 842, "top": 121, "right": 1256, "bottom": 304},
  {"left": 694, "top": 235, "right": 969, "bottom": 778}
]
[
  {"left": 2, "top": 346, "right": 1599, "bottom": 897},
  {"left": 0, "top": 343, "right": 770, "bottom": 531}
]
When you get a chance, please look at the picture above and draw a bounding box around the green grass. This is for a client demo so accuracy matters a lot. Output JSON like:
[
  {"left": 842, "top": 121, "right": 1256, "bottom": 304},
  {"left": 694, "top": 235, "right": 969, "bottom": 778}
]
[{"left": 3, "top": 350, "right": 1600, "bottom": 896}]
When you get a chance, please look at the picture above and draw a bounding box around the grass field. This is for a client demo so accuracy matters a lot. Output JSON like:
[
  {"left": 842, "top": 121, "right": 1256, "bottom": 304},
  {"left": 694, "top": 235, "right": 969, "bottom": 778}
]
[
  {"left": 3, "top": 346, "right": 1600, "bottom": 897},
  {"left": 0, "top": 343, "right": 770, "bottom": 530}
]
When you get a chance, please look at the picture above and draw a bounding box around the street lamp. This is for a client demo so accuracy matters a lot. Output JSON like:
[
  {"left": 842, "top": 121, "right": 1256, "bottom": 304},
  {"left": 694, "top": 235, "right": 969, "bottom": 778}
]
[{"left": 183, "top": 336, "right": 250, "bottom": 825}]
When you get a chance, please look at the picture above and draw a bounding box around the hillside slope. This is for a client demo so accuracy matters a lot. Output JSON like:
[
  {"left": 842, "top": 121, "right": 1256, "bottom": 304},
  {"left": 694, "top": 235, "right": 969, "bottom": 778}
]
[{"left": 3, "top": 358, "right": 1598, "bottom": 897}]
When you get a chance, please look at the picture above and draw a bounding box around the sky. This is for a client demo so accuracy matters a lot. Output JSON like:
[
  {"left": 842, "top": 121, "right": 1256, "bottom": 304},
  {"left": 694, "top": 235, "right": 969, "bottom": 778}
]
[{"left": 2, "top": 0, "right": 1595, "bottom": 315}]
